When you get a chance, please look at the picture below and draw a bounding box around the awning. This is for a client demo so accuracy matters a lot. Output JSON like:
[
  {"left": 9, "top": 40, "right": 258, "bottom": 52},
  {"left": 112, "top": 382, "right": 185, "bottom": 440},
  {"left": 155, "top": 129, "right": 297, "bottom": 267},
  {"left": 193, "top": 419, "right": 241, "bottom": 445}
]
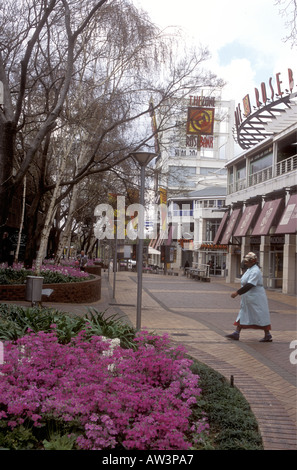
[
  {"left": 275, "top": 194, "right": 297, "bottom": 234},
  {"left": 213, "top": 210, "right": 229, "bottom": 244},
  {"left": 252, "top": 198, "right": 283, "bottom": 236},
  {"left": 220, "top": 208, "right": 242, "bottom": 244},
  {"left": 149, "top": 246, "right": 161, "bottom": 256},
  {"left": 233, "top": 204, "right": 259, "bottom": 237}
]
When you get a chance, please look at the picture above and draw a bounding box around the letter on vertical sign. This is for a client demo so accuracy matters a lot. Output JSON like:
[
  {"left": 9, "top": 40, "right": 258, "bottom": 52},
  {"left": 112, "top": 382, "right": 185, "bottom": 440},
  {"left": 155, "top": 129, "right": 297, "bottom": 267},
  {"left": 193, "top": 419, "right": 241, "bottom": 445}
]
[
  {"left": 254, "top": 88, "right": 261, "bottom": 107},
  {"left": 269, "top": 77, "right": 274, "bottom": 101},
  {"left": 276, "top": 72, "right": 283, "bottom": 96},
  {"left": 261, "top": 82, "right": 267, "bottom": 103}
]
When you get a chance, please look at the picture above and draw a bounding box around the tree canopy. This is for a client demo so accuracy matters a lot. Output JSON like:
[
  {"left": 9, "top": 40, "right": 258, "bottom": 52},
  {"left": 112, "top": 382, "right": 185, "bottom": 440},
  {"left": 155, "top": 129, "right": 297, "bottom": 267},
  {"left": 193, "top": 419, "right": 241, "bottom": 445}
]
[{"left": 0, "top": 0, "right": 224, "bottom": 267}]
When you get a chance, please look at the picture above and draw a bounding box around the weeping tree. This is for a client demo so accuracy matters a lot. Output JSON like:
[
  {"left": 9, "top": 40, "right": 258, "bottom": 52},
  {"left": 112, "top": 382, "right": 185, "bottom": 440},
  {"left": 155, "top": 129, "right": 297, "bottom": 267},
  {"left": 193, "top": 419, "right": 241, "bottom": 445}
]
[
  {"left": 276, "top": 0, "right": 297, "bottom": 45},
  {"left": 0, "top": 0, "right": 111, "bottom": 226},
  {"left": 0, "top": 0, "right": 224, "bottom": 272}
]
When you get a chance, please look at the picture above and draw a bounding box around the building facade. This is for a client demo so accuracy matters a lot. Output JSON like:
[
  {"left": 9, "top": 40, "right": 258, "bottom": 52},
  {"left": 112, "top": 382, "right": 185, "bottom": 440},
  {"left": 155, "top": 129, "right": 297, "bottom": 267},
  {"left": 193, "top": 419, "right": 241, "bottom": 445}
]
[
  {"left": 155, "top": 91, "right": 234, "bottom": 194},
  {"left": 152, "top": 91, "right": 235, "bottom": 271},
  {"left": 167, "top": 186, "right": 227, "bottom": 273},
  {"left": 215, "top": 71, "right": 297, "bottom": 294}
]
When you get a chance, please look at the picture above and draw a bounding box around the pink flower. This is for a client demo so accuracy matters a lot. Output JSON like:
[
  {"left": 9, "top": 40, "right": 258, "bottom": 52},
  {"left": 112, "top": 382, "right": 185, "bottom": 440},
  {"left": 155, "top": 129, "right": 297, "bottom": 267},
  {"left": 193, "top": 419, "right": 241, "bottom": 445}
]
[{"left": 0, "top": 331, "right": 206, "bottom": 450}]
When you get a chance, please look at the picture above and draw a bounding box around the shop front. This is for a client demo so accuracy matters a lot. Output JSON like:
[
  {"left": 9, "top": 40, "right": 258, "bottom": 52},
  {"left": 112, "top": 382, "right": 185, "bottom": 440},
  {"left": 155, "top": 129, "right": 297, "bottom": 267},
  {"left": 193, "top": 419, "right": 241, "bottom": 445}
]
[
  {"left": 269, "top": 236, "right": 284, "bottom": 289},
  {"left": 199, "top": 243, "right": 228, "bottom": 276},
  {"left": 250, "top": 235, "right": 284, "bottom": 289}
]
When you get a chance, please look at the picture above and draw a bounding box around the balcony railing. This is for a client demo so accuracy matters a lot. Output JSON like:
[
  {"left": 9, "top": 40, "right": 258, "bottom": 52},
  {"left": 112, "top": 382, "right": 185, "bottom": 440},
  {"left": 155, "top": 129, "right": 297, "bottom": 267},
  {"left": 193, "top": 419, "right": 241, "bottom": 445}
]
[
  {"left": 235, "top": 178, "right": 247, "bottom": 191},
  {"left": 248, "top": 166, "right": 273, "bottom": 186},
  {"left": 276, "top": 154, "right": 297, "bottom": 176},
  {"left": 228, "top": 153, "right": 297, "bottom": 194},
  {"left": 168, "top": 210, "right": 193, "bottom": 218}
]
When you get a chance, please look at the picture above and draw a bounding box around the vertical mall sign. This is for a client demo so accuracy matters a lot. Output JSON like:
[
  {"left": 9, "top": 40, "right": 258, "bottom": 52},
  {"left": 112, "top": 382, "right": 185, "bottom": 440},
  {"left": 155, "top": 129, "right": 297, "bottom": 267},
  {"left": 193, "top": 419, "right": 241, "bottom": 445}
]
[{"left": 186, "top": 95, "right": 215, "bottom": 149}]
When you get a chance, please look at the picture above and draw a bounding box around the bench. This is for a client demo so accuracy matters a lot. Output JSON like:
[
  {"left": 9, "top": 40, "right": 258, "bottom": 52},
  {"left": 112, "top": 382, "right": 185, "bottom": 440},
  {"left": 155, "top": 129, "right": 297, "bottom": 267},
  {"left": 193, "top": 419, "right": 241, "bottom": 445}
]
[
  {"left": 187, "top": 265, "right": 210, "bottom": 282},
  {"left": 151, "top": 267, "right": 163, "bottom": 274},
  {"left": 167, "top": 269, "right": 179, "bottom": 276}
]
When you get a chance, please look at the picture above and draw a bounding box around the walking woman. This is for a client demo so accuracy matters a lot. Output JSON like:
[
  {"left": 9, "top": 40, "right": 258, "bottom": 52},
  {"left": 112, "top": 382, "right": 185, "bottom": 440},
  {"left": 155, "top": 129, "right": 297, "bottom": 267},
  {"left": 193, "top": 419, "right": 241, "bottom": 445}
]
[{"left": 226, "top": 252, "right": 272, "bottom": 342}]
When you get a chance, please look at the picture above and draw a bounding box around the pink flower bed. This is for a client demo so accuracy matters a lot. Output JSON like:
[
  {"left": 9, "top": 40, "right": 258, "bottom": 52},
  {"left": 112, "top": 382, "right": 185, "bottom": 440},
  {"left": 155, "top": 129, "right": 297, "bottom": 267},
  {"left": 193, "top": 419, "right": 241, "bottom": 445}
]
[
  {"left": 39, "top": 263, "right": 89, "bottom": 278},
  {"left": 6, "top": 261, "right": 89, "bottom": 278},
  {"left": 0, "top": 330, "right": 208, "bottom": 450}
]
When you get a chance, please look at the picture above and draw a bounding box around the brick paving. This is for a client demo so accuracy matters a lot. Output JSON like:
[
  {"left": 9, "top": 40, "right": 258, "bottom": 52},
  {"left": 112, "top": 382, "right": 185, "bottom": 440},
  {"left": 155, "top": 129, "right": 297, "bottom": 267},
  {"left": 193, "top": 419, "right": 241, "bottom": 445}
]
[{"left": 20, "top": 269, "right": 297, "bottom": 451}]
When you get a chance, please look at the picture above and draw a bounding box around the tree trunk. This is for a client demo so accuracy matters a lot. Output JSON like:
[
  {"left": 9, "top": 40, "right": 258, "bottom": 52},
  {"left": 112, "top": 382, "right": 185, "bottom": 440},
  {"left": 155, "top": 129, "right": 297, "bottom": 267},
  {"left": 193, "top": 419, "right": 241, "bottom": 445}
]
[
  {"left": 23, "top": 195, "right": 44, "bottom": 269},
  {"left": 0, "top": 121, "right": 16, "bottom": 227},
  {"left": 14, "top": 176, "right": 26, "bottom": 263},
  {"left": 35, "top": 137, "right": 74, "bottom": 273},
  {"left": 54, "top": 183, "right": 79, "bottom": 264}
]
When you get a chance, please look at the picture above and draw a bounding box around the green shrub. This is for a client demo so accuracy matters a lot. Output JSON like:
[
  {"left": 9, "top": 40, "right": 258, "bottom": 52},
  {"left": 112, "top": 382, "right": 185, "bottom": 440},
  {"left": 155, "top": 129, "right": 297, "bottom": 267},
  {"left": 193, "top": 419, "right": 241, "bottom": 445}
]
[
  {"left": 190, "top": 359, "right": 263, "bottom": 450},
  {"left": 84, "top": 307, "right": 137, "bottom": 349},
  {"left": 42, "top": 433, "right": 77, "bottom": 450},
  {"left": 0, "top": 303, "right": 136, "bottom": 347},
  {"left": 0, "top": 423, "right": 38, "bottom": 450}
]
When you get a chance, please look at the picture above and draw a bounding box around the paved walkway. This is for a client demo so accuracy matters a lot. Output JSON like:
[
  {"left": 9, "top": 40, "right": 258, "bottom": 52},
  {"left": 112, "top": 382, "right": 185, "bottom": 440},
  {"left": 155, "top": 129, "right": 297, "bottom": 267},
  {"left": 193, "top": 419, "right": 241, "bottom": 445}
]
[{"left": 31, "top": 270, "right": 297, "bottom": 450}]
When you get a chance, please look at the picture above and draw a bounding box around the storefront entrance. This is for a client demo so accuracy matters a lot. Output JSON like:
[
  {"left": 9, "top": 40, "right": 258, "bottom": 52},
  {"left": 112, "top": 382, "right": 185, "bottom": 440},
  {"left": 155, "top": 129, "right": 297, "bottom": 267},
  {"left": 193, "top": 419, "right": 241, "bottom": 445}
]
[
  {"left": 269, "top": 249, "right": 283, "bottom": 289},
  {"left": 206, "top": 253, "right": 226, "bottom": 276}
]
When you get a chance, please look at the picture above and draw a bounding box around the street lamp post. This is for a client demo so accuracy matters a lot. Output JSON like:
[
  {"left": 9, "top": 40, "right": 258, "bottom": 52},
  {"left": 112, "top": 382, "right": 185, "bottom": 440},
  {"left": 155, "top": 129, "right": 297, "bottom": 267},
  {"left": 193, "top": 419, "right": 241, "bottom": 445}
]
[{"left": 130, "top": 151, "right": 156, "bottom": 331}]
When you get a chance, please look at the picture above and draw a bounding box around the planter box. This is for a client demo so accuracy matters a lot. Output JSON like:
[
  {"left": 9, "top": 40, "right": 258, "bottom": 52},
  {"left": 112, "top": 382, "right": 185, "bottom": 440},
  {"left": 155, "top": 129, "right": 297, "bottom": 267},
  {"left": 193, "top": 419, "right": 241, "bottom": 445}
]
[
  {"left": 0, "top": 274, "right": 101, "bottom": 304},
  {"left": 84, "top": 266, "right": 102, "bottom": 276}
]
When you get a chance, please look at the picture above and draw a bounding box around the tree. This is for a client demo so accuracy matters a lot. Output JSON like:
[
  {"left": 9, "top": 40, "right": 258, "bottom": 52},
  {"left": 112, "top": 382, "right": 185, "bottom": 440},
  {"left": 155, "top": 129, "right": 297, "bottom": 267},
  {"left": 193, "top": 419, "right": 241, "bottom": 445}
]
[
  {"left": 0, "top": 0, "right": 224, "bottom": 270},
  {"left": 276, "top": 0, "right": 297, "bottom": 45},
  {"left": 0, "top": 0, "right": 109, "bottom": 228}
]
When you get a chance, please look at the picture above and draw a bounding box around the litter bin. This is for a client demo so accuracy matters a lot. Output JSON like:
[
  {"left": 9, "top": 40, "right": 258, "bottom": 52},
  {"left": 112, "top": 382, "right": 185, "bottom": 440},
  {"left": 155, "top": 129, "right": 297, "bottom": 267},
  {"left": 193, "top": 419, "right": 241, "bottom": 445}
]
[{"left": 25, "top": 276, "right": 44, "bottom": 304}]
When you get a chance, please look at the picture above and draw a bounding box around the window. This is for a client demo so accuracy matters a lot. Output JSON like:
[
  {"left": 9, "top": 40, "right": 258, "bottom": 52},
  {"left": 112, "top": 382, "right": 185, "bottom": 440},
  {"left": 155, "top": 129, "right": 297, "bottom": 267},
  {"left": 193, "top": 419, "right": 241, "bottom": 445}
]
[
  {"left": 205, "top": 220, "right": 221, "bottom": 241},
  {"left": 200, "top": 167, "right": 227, "bottom": 176},
  {"left": 168, "top": 166, "right": 196, "bottom": 188},
  {"left": 250, "top": 152, "right": 273, "bottom": 174},
  {"left": 236, "top": 161, "right": 246, "bottom": 180}
]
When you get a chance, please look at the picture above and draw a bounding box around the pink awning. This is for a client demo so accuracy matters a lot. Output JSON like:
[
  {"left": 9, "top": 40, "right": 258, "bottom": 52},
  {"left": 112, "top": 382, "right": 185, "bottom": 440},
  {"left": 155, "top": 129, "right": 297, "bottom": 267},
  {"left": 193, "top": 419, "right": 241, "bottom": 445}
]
[
  {"left": 220, "top": 208, "right": 241, "bottom": 244},
  {"left": 275, "top": 194, "right": 297, "bottom": 234},
  {"left": 252, "top": 198, "right": 282, "bottom": 236},
  {"left": 233, "top": 204, "right": 259, "bottom": 237},
  {"left": 213, "top": 210, "right": 229, "bottom": 244}
]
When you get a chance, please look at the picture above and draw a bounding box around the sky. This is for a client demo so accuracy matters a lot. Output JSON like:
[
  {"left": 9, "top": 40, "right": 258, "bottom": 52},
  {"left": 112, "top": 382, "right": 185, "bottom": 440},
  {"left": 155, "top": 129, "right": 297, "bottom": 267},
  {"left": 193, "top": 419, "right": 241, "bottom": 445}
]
[{"left": 132, "top": 0, "right": 295, "bottom": 107}]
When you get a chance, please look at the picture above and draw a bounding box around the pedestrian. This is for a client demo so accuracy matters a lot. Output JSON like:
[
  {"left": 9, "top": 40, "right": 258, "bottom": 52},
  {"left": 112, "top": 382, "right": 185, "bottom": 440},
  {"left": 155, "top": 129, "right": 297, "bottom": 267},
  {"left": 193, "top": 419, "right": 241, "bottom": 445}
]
[
  {"left": 77, "top": 250, "right": 88, "bottom": 271},
  {"left": 0, "top": 232, "right": 14, "bottom": 267},
  {"left": 183, "top": 260, "right": 190, "bottom": 276},
  {"left": 226, "top": 252, "right": 272, "bottom": 342}
]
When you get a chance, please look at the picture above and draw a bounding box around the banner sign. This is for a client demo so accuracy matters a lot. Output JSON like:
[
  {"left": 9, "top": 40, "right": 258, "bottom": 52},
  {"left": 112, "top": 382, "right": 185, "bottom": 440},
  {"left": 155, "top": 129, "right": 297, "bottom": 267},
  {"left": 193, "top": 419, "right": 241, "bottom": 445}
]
[{"left": 186, "top": 107, "right": 215, "bottom": 136}]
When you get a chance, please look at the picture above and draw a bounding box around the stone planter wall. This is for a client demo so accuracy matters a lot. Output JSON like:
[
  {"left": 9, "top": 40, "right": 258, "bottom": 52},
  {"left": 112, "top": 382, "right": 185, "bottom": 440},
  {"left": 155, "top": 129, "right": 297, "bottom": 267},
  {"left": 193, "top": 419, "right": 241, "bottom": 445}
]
[{"left": 0, "top": 274, "right": 101, "bottom": 304}]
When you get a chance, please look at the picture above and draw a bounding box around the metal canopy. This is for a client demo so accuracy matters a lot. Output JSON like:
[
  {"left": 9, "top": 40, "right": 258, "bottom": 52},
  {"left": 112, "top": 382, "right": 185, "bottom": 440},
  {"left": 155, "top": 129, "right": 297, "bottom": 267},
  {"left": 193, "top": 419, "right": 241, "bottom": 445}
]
[{"left": 234, "top": 92, "right": 297, "bottom": 149}]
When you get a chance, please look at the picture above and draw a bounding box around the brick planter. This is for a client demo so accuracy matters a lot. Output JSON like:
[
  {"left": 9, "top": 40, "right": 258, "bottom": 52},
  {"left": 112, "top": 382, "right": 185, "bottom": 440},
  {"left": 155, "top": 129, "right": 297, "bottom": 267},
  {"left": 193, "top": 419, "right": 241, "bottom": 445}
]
[
  {"left": 0, "top": 274, "right": 101, "bottom": 304},
  {"left": 84, "top": 266, "right": 102, "bottom": 276}
]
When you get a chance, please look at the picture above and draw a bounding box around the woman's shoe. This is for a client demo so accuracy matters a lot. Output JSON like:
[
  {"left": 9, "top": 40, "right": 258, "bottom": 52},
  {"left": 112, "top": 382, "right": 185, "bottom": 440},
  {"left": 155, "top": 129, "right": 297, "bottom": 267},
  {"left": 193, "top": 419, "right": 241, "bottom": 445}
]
[
  {"left": 259, "top": 334, "right": 272, "bottom": 342},
  {"left": 226, "top": 332, "right": 240, "bottom": 340}
]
